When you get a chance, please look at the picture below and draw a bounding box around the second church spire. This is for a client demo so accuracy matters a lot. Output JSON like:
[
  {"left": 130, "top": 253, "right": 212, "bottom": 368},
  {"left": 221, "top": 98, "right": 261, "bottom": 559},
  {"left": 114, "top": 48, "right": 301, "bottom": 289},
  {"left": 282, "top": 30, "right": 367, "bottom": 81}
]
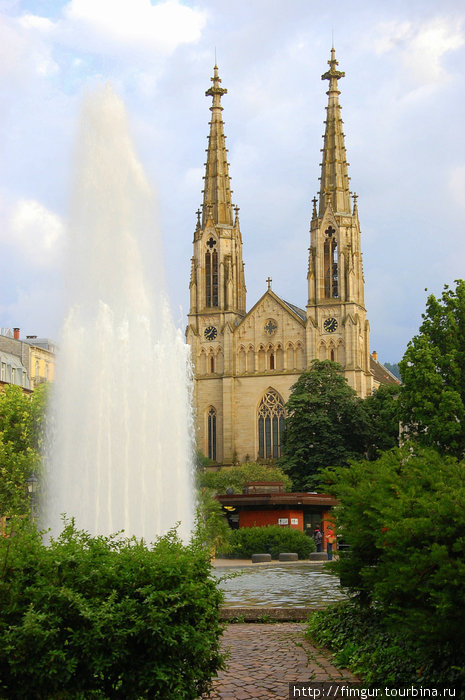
[
  {"left": 202, "top": 65, "right": 234, "bottom": 227},
  {"left": 319, "top": 48, "right": 351, "bottom": 216}
]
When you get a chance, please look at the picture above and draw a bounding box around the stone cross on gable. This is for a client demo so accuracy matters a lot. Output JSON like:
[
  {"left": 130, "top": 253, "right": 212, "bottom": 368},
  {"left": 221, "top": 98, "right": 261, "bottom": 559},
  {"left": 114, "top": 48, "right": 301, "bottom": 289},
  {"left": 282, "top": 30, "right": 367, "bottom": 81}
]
[{"left": 266, "top": 277, "right": 272, "bottom": 290}]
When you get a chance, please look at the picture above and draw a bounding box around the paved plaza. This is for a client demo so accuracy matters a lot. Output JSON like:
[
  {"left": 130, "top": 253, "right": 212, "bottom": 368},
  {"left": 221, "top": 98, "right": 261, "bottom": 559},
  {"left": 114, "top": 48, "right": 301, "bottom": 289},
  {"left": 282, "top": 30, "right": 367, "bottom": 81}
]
[{"left": 204, "top": 622, "right": 358, "bottom": 699}]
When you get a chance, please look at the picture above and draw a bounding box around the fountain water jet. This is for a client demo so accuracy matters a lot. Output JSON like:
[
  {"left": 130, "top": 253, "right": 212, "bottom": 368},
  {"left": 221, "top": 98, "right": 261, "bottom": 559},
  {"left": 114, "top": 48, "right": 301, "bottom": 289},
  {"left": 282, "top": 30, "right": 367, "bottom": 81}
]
[{"left": 44, "top": 85, "right": 195, "bottom": 542}]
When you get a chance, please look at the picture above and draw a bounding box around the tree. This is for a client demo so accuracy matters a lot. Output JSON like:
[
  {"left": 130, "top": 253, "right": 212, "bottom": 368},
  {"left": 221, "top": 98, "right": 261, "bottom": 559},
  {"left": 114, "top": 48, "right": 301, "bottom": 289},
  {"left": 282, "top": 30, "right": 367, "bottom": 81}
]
[
  {"left": 280, "top": 360, "right": 370, "bottom": 490},
  {"left": 399, "top": 280, "right": 465, "bottom": 458},
  {"left": 0, "top": 384, "right": 48, "bottom": 518},
  {"left": 363, "top": 384, "right": 400, "bottom": 458}
]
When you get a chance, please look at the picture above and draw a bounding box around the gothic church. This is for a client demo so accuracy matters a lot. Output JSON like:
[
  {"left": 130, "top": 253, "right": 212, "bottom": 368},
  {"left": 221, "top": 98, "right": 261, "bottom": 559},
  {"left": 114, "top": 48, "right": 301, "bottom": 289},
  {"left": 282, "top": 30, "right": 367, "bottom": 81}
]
[{"left": 186, "top": 49, "right": 374, "bottom": 465}]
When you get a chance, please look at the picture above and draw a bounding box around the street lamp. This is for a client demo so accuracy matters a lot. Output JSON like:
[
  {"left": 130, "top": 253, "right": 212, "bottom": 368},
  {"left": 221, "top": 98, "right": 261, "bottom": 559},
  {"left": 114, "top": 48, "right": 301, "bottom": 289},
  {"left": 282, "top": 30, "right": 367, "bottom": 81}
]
[{"left": 26, "top": 473, "right": 39, "bottom": 523}]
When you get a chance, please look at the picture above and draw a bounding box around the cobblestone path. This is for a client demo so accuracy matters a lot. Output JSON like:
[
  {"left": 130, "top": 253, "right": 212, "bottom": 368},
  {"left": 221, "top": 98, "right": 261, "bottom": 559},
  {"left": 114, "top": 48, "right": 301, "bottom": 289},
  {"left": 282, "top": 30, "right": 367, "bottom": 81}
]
[{"left": 203, "top": 622, "right": 358, "bottom": 699}]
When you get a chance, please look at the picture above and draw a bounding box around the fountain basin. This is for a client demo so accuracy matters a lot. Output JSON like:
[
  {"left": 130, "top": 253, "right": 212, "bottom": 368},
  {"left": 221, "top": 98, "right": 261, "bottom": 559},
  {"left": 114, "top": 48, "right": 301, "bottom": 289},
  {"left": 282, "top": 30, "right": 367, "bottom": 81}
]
[{"left": 213, "top": 562, "right": 348, "bottom": 608}]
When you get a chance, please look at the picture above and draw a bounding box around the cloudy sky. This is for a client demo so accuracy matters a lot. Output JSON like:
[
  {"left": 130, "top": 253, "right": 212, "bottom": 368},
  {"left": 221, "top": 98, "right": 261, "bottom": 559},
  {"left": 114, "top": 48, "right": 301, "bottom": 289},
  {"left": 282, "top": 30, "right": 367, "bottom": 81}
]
[{"left": 0, "top": 0, "right": 464, "bottom": 364}]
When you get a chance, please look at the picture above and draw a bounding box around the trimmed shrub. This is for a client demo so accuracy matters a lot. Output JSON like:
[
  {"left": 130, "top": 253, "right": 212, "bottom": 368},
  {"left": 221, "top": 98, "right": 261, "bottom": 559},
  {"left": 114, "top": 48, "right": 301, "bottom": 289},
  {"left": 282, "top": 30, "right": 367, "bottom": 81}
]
[
  {"left": 228, "top": 525, "right": 315, "bottom": 560},
  {"left": 0, "top": 520, "right": 224, "bottom": 699}
]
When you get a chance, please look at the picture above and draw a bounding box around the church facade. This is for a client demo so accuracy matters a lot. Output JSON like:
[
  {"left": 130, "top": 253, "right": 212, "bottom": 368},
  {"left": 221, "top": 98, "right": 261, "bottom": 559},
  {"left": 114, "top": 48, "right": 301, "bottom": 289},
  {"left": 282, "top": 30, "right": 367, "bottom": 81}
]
[{"left": 186, "top": 49, "right": 374, "bottom": 465}]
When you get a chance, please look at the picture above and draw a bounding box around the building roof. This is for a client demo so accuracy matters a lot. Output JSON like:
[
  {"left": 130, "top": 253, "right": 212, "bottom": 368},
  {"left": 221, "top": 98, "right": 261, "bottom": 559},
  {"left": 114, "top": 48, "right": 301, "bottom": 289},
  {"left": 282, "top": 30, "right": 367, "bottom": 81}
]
[
  {"left": 280, "top": 298, "right": 306, "bottom": 321},
  {"left": 217, "top": 492, "right": 338, "bottom": 508},
  {"left": 370, "top": 354, "right": 401, "bottom": 387}
]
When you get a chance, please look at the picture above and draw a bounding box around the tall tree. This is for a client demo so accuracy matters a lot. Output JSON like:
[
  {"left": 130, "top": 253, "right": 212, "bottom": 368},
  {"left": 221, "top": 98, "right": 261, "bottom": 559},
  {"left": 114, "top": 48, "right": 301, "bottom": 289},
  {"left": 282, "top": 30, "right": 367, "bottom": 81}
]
[
  {"left": 364, "top": 384, "right": 400, "bottom": 458},
  {"left": 399, "top": 280, "right": 465, "bottom": 458},
  {"left": 0, "top": 384, "right": 48, "bottom": 518},
  {"left": 281, "top": 360, "right": 370, "bottom": 490}
]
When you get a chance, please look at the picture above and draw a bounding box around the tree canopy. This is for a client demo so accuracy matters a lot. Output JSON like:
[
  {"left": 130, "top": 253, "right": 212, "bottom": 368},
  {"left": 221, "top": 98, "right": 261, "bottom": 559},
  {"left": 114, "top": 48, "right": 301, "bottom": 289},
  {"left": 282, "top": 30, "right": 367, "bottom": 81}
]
[
  {"left": 364, "top": 383, "right": 400, "bottom": 458},
  {"left": 399, "top": 279, "right": 465, "bottom": 458},
  {"left": 280, "top": 360, "right": 370, "bottom": 490},
  {"left": 0, "top": 384, "right": 48, "bottom": 518}
]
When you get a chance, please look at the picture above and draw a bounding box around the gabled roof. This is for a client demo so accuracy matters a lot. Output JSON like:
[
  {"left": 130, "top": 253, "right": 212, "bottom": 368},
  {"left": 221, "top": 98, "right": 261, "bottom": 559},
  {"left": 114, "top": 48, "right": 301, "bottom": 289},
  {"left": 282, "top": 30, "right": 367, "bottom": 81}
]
[{"left": 236, "top": 289, "right": 306, "bottom": 330}]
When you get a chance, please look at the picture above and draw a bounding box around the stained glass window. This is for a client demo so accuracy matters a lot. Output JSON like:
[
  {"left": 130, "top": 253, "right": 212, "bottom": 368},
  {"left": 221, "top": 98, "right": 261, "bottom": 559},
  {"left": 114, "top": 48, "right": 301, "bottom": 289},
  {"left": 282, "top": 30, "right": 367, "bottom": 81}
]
[{"left": 258, "top": 389, "right": 285, "bottom": 459}]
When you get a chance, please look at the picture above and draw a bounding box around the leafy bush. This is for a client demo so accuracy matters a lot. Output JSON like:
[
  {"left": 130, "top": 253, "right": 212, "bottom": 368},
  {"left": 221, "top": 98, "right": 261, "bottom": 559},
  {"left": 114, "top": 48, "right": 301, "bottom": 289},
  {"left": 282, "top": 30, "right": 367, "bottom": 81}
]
[
  {"left": 0, "top": 520, "right": 224, "bottom": 699},
  {"left": 196, "top": 487, "right": 232, "bottom": 554},
  {"left": 228, "top": 525, "right": 315, "bottom": 559},
  {"left": 308, "top": 602, "right": 465, "bottom": 691},
  {"left": 198, "top": 461, "right": 292, "bottom": 493},
  {"left": 314, "top": 444, "right": 465, "bottom": 690}
]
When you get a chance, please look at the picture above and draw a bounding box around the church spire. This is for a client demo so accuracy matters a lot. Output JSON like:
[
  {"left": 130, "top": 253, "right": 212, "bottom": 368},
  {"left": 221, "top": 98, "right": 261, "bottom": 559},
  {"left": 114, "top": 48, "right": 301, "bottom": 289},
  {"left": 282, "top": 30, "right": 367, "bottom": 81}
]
[
  {"left": 202, "top": 65, "right": 234, "bottom": 227},
  {"left": 318, "top": 48, "right": 351, "bottom": 216}
]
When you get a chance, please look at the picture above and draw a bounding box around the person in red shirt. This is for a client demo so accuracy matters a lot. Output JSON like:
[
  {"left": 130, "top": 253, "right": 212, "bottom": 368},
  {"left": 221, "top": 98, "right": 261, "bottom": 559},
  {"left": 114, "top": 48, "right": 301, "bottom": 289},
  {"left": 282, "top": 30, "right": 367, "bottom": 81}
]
[{"left": 326, "top": 527, "right": 336, "bottom": 560}]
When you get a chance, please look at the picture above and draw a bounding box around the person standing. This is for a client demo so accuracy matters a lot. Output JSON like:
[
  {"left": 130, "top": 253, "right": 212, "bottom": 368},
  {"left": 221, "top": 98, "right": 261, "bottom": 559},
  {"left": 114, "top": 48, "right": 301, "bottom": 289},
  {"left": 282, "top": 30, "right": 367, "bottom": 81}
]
[
  {"left": 326, "top": 527, "right": 336, "bottom": 560},
  {"left": 313, "top": 526, "right": 323, "bottom": 552}
]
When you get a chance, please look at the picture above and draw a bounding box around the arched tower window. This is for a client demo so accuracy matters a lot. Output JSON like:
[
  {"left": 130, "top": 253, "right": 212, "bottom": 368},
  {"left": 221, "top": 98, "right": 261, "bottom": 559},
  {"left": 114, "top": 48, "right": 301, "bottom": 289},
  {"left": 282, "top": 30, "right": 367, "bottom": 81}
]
[
  {"left": 205, "top": 237, "right": 218, "bottom": 307},
  {"left": 257, "top": 389, "right": 285, "bottom": 460},
  {"left": 207, "top": 406, "right": 217, "bottom": 461},
  {"left": 324, "top": 226, "right": 338, "bottom": 298}
]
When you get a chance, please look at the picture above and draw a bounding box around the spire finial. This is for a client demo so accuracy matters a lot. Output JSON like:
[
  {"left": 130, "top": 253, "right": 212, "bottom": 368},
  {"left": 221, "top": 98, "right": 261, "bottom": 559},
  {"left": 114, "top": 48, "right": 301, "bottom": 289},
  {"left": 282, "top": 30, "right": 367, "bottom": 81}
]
[
  {"left": 206, "top": 64, "right": 227, "bottom": 107},
  {"left": 321, "top": 46, "right": 345, "bottom": 93}
]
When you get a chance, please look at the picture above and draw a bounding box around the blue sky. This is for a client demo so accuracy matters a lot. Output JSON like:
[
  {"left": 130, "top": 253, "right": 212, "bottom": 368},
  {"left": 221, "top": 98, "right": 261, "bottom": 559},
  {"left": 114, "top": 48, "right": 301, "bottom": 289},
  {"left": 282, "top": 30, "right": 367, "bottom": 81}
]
[{"left": 0, "top": 0, "right": 464, "bottom": 363}]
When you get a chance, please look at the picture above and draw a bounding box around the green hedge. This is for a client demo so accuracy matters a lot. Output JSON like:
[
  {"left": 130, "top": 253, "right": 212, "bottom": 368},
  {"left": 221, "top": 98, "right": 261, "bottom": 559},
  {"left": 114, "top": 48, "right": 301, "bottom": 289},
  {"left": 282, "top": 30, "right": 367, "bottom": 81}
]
[
  {"left": 308, "top": 601, "right": 465, "bottom": 691},
  {"left": 312, "top": 445, "right": 465, "bottom": 692},
  {"left": 228, "top": 525, "right": 315, "bottom": 559},
  {"left": 0, "top": 520, "right": 224, "bottom": 699}
]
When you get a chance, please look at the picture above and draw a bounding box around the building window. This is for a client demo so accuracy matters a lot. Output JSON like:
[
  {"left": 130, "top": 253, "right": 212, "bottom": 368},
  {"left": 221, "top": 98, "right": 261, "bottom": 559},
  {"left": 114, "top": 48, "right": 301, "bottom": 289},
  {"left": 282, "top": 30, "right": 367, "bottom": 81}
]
[
  {"left": 1, "top": 363, "right": 5, "bottom": 381},
  {"left": 207, "top": 407, "right": 217, "bottom": 461},
  {"left": 210, "top": 356, "right": 215, "bottom": 374},
  {"left": 35, "top": 360, "right": 40, "bottom": 378},
  {"left": 205, "top": 245, "right": 218, "bottom": 307},
  {"left": 324, "top": 226, "right": 338, "bottom": 298},
  {"left": 258, "top": 389, "right": 285, "bottom": 459}
]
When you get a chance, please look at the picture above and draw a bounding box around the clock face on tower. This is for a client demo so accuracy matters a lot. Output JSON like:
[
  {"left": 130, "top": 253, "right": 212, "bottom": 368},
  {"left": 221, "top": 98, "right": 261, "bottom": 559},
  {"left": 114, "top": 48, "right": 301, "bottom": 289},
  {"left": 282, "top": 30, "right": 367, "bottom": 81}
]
[
  {"left": 204, "top": 325, "right": 217, "bottom": 341},
  {"left": 323, "top": 317, "right": 338, "bottom": 333}
]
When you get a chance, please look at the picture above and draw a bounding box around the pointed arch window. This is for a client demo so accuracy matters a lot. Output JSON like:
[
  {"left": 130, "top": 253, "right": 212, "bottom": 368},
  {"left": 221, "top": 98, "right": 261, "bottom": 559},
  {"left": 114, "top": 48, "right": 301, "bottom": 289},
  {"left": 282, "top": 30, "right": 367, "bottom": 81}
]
[
  {"left": 205, "top": 239, "right": 218, "bottom": 307},
  {"left": 207, "top": 407, "right": 217, "bottom": 461},
  {"left": 258, "top": 389, "right": 285, "bottom": 459},
  {"left": 324, "top": 226, "right": 338, "bottom": 298}
]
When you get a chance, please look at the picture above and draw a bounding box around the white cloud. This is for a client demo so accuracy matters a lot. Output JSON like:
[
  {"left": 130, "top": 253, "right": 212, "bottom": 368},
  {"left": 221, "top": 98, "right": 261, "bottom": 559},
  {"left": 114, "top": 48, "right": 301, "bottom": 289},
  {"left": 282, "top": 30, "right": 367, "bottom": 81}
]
[
  {"left": 7, "top": 199, "right": 65, "bottom": 267},
  {"left": 0, "top": 14, "right": 27, "bottom": 78},
  {"left": 18, "top": 14, "right": 55, "bottom": 33},
  {"left": 0, "top": 14, "right": 58, "bottom": 80},
  {"left": 60, "top": 0, "right": 207, "bottom": 55},
  {"left": 373, "top": 17, "right": 464, "bottom": 84}
]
